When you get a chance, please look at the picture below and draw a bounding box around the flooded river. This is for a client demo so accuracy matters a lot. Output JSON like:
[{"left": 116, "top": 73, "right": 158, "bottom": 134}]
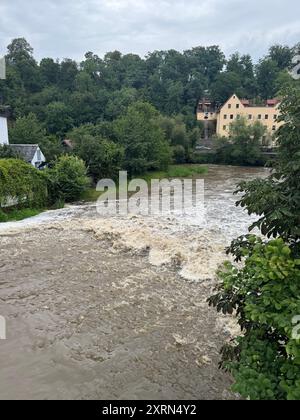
[{"left": 0, "top": 165, "right": 268, "bottom": 400}]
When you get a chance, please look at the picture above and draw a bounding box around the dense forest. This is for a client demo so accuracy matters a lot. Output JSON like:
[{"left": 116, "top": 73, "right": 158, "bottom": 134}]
[{"left": 0, "top": 38, "right": 299, "bottom": 175}]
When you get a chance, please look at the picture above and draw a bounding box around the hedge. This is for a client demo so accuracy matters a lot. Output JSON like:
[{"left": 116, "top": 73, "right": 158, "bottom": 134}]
[{"left": 0, "top": 159, "right": 48, "bottom": 209}]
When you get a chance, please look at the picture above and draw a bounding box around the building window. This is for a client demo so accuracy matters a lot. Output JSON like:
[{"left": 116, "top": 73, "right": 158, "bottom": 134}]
[
  {"left": 228, "top": 104, "right": 232, "bottom": 109},
  {"left": 258, "top": 114, "right": 262, "bottom": 120},
  {"left": 230, "top": 114, "right": 234, "bottom": 120},
  {"left": 223, "top": 125, "right": 227, "bottom": 131},
  {"left": 265, "top": 114, "right": 269, "bottom": 120},
  {"left": 248, "top": 114, "right": 252, "bottom": 120},
  {"left": 274, "top": 114, "right": 277, "bottom": 120},
  {"left": 272, "top": 126, "right": 276, "bottom": 131},
  {"left": 236, "top": 104, "right": 239, "bottom": 109},
  {"left": 224, "top": 114, "right": 227, "bottom": 119}
]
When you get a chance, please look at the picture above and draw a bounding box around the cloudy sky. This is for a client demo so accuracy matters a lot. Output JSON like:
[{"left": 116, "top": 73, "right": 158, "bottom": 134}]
[{"left": 0, "top": 0, "right": 299, "bottom": 62}]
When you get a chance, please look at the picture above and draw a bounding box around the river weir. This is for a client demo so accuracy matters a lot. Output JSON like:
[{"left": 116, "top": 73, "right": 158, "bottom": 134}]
[{"left": 0, "top": 165, "right": 268, "bottom": 400}]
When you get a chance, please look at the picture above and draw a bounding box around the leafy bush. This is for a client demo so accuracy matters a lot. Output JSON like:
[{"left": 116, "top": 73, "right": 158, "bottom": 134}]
[
  {"left": 46, "top": 155, "right": 89, "bottom": 203},
  {"left": 209, "top": 237, "right": 300, "bottom": 400},
  {"left": 172, "top": 145, "right": 186, "bottom": 164},
  {"left": 0, "top": 158, "right": 48, "bottom": 209},
  {"left": 0, "top": 209, "right": 8, "bottom": 222},
  {"left": 0, "top": 145, "right": 19, "bottom": 159},
  {"left": 71, "top": 133, "right": 124, "bottom": 182}
]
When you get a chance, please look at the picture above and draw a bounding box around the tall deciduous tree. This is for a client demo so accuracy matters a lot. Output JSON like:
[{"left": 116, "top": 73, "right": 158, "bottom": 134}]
[
  {"left": 216, "top": 117, "right": 266, "bottom": 166},
  {"left": 113, "top": 102, "right": 171, "bottom": 174}
]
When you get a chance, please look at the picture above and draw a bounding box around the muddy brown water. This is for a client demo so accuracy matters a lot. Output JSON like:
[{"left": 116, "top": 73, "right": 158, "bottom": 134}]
[{"left": 0, "top": 165, "right": 268, "bottom": 400}]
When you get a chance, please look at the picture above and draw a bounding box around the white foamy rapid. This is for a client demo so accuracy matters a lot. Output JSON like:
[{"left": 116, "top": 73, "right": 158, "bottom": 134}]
[
  {"left": 0, "top": 165, "right": 269, "bottom": 282},
  {"left": 80, "top": 215, "right": 227, "bottom": 281}
]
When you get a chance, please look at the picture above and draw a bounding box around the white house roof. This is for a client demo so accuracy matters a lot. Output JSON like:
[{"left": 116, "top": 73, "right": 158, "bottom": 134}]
[{"left": 9, "top": 144, "right": 40, "bottom": 163}]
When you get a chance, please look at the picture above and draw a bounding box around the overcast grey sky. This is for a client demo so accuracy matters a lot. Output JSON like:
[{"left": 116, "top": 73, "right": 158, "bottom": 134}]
[{"left": 0, "top": 0, "right": 299, "bottom": 62}]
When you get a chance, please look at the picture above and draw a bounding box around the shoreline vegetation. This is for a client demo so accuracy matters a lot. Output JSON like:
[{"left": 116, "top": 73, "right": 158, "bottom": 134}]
[
  {"left": 0, "top": 207, "right": 44, "bottom": 223},
  {"left": 81, "top": 164, "right": 208, "bottom": 203},
  {"left": 0, "top": 164, "right": 208, "bottom": 221}
]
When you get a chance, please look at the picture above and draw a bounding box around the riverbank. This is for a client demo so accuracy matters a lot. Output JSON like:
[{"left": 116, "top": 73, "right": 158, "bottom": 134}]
[
  {"left": 81, "top": 164, "right": 208, "bottom": 202},
  {"left": 141, "top": 164, "right": 208, "bottom": 182},
  {"left": 0, "top": 207, "right": 44, "bottom": 223}
]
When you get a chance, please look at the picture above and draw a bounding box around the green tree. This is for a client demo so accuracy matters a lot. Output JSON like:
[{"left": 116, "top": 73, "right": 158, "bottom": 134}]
[
  {"left": 216, "top": 117, "right": 265, "bottom": 166},
  {"left": 6, "top": 38, "right": 41, "bottom": 93},
  {"left": 184, "top": 45, "right": 225, "bottom": 84},
  {"left": 25, "top": 86, "right": 64, "bottom": 120},
  {"left": 39, "top": 135, "right": 63, "bottom": 163},
  {"left": 256, "top": 58, "right": 280, "bottom": 99},
  {"left": 0, "top": 145, "right": 19, "bottom": 159},
  {"left": 9, "top": 113, "right": 47, "bottom": 144},
  {"left": 58, "top": 59, "right": 78, "bottom": 91},
  {"left": 113, "top": 102, "right": 171, "bottom": 174},
  {"left": 44, "top": 102, "right": 74, "bottom": 137},
  {"left": 172, "top": 145, "right": 186, "bottom": 164},
  {"left": 74, "top": 72, "right": 95, "bottom": 93},
  {"left": 211, "top": 72, "right": 242, "bottom": 103},
  {"left": 104, "top": 88, "right": 139, "bottom": 120},
  {"left": 68, "top": 92, "right": 99, "bottom": 125},
  {"left": 158, "top": 115, "right": 188, "bottom": 147},
  {"left": 121, "top": 53, "right": 148, "bottom": 89},
  {"left": 268, "top": 45, "right": 293, "bottom": 71},
  {"left": 40, "top": 58, "right": 60, "bottom": 86},
  {"left": 226, "top": 53, "right": 257, "bottom": 97},
  {"left": 47, "top": 155, "right": 89, "bottom": 202},
  {"left": 6, "top": 38, "right": 34, "bottom": 63},
  {"left": 72, "top": 134, "right": 124, "bottom": 182}
]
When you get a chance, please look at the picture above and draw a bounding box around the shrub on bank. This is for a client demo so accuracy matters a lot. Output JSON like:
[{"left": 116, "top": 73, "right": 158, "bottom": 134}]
[
  {"left": 0, "top": 159, "right": 48, "bottom": 210},
  {"left": 46, "top": 155, "right": 90, "bottom": 203},
  {"left": 209, "top": 237, "right": 300, "bottom": 400},
  {"left": 0, "top": 209, "right": 8, "bottom": 222}
]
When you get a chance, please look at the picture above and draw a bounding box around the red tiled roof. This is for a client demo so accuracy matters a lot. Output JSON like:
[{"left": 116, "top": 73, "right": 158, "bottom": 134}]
[
  {"left": 63, "top": 139, "right": 74, "bottom": 149},
  {"left": 266, "top": 99, "right": 280, "bottom": 106},
  {"left": 241, "top": 99, "right": 250, "bottom": 106}
]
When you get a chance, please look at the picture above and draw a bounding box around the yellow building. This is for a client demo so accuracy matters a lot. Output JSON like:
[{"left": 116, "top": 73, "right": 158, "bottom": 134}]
[{"left": 197, "top": 93, "right": 283, "bottom": 145}]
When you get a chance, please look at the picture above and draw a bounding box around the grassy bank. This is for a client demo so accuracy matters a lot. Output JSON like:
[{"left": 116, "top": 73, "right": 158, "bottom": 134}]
[
  {"left": 81, "top": 164, "right": 208, "bottom": 202},
  {"left": 141, "top": 164, "right": 208, "bottom": 183},
  {"left": 0, "top": 208, "right": 44, "bottom": 223}
]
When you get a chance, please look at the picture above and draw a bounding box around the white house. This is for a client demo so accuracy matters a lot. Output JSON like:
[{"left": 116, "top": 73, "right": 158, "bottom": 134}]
[
  {"left": 0, "top": 112, "right": 46, "bottom": 168},
  {"left": 0, "top": 115, "right": 9, "bottom": 145},
  {"left": 9, "top": 144, "right": 46, "bottom": 168}
]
